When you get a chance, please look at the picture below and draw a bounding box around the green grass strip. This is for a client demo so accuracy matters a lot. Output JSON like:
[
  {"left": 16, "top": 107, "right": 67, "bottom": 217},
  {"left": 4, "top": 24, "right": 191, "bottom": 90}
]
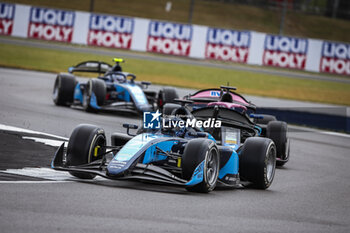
[{"left": 0, "top": 42, "right": 349, "bottom": 106}]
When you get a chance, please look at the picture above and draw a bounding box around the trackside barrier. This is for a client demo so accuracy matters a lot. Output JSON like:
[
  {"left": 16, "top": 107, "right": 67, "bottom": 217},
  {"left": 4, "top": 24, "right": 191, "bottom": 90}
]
[
  {"left": 256, "top": 108, "right": 350, "bottom": 133},
  {"left": 0, "top": 1, "right": 349, "bottom": 77}
]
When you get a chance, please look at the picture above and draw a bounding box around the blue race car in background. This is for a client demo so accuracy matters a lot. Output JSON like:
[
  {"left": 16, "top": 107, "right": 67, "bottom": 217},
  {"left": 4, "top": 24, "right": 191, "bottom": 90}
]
[
  {"left": 53, "top": 58, "right": 178, "bottom": 114},
  {"left": 51, "top": 104, "right": 276, "bottom": 192}
]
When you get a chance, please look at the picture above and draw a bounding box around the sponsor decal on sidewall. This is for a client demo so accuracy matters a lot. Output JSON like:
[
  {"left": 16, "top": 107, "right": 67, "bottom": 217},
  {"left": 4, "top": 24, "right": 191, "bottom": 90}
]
[
  {"left": 28, "top": 7, "right": 75, "bottom": 42},
  {"left": 263, "top": 35, "right": 308, "bottom": 70},
  {"left": 147, "top": 21, "right": 192, "bottom": 56},
  {"left": 320, "top": 42, "right": 350, "bottom": 76},
  {"left": 88, "top": 14, "right": 134, "bottom": 49},
  {"left": 205, "top": 28, "right": 250, "bottom": 63},
  {"left": 0, "top": 3, "right": 15, "bottom": 36}
]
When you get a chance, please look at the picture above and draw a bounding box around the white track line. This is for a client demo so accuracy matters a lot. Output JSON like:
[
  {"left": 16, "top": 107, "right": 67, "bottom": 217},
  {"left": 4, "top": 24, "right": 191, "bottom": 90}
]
[
  {"left": 22, "top": 136, "right": 66, "bottom": 147},
  {"left": 0, "top": 180, "right": 71, "bottom": 184},
  {"left": 318, "top": 131, "right": 350, "bottom": 138},
  {"left": 1, "top": 167, "right": 107, "bottom": 183},
  {"left": 0, "top": 123, "right": 68, "bottom": 140},
  {"left": 2, "top": 167, "right": 74, "bottom": 181},
  {"left": 288, "top": 125, "right": 350, "bottom": 138}
]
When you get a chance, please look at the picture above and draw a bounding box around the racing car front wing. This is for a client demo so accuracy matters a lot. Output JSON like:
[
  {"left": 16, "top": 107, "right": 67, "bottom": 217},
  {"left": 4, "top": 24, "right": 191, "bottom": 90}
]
[{"left": 51, "top": 143, "right": 193, "bottom": 186}]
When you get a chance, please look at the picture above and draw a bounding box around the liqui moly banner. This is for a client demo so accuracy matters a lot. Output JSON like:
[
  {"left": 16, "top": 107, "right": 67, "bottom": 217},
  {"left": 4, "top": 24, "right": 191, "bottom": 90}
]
[
  {"left": 147, "top": 21, "right": 192, "bottom": 56},
  {"left": 205, "top": 28, "right": 250, "bottom": 63},
  {"left": 263, "top": 35, "right": 308, "bottom": 70},
  {"left": 88, "top": 14, "right": 134, "bottom": 49},
  {"left": 0, "top": 3, "right": 14, "bottom": 35},
  {"left": 28, "top": 7, "right": 75, "bottom": 42},
  {"left": 320, "top": 42, "right": 350, "bottom": 76}
]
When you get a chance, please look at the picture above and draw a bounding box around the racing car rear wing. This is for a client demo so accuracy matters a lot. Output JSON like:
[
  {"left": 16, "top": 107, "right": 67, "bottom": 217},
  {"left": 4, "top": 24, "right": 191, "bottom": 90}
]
[{"left": 68, "top": 61, "right": 112, "bottom": 74}]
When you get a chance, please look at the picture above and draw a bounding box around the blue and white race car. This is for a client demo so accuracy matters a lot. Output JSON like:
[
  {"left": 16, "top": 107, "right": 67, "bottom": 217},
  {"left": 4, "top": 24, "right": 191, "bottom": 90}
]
[
  {"left": 52, "top": 104, "right": 276, "bottom": 192},
  {"left": 53, "top": 58, "right": 178, "bottom": 114}
]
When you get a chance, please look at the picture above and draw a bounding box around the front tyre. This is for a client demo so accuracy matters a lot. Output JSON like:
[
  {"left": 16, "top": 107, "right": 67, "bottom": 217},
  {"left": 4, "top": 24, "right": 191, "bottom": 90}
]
[
  {"left": 182, "top": 139, "right": 219, "bottom": 193},
  {"left": 162, "top": 103, "right": 181, "bottom": 116},
  {"left": 83, "top": 79, "right": 106, "bottom": 112},
  {"left": 240, "top": 137, "right": 276, "bottom": 189},
  {"left": 66, "top": 124, "right": 106, "bottom": 179},
  {"left": 53, "top": 73, "right": 77, "bottom": 106}
]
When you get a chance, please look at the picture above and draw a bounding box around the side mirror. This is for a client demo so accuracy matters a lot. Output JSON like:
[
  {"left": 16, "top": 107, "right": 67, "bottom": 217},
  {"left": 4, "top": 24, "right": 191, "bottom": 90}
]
[
  {"left": 123, "top": 124, "right": 138, "bottom": 136},
  {"left": 141, "top": 81, "right": 151, "bottom": 89}
]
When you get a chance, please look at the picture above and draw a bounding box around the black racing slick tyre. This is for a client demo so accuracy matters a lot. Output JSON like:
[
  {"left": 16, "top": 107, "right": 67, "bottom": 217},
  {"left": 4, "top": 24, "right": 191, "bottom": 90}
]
[
  {"left": 255, "top": 114, "right": 277, "bottom": 125},
  {"left": 239, "top": 137, "right": 276, "bottom": 189},
  {"left": 53, "top": 73, "right": 77, "bottom": 106},
  {"left": 83, "top": 79, "right": 106, "bottom": 112},
  {"left": 266, "top": 121, "right": 289, "bottom": 167},
  {"left": 157, "top": 87, "right": 179, "bottom": 109},
  {"left": 143, "top": 90, "right": 157, "bottom": 108},
  {"left": 182, "top": 139, "right": 220, "bottom": 193},
  {"left": 66, "top": 124, "right": 106, "bottom": 179},
  {"left": 162, "top": 103, "right": 181, "bottom": 116}
]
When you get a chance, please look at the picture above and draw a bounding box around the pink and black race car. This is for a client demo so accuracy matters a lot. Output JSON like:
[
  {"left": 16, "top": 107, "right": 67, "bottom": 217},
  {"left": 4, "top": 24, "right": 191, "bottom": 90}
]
[
  {"left": 183, "top": 86, "right": 255, "bottom": 114},
  {"left": 176, "top": 86, "right": 290, "bottom": 167}
]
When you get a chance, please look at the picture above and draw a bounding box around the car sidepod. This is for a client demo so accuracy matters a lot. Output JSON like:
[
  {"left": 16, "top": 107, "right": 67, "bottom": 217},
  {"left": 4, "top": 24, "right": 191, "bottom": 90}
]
[
  {"left": 114, "top": 83, "right": 152, "bottom": 112},
  {"left": 73, "top": 83, "right": 83, "bottom": 104}
]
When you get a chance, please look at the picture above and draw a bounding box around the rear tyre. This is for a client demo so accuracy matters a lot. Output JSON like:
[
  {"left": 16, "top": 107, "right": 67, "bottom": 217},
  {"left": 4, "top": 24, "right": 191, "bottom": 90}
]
[
  {"left": 256, "top": 114, "right": 277, "bottom": 125},
  {"left": 83, "top": 79, "right": 106, "bottom": 112},
  {"left": 53, "top": 73, "right": 77, "bottom": 106},
  {"left": 239, "top": 137, "right": 276, "bottom": 189},
  {"left": 157, "top": 87, "right": 179, "bottom": 109},
  {"left": 266, "top": 121, "right": 289, "bottom": 166},
  {"left": 66, "top": 124, "right": 106, "bottom": 179},
  {"left": 182, "top": 139, "right": 219, "bottom": 193}
]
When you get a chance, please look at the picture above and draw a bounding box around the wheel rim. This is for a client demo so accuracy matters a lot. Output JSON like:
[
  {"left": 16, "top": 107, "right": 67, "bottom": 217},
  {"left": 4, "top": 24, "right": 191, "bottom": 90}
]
[
  {"left": 53, "top": 86, "right": 58, "bottom": 101},
  {"left": 88, "top": 134, "right": 106, "bottom": 163},
  {"left": 53, "top": 80, "right": 59, "bottom": 101},
  {"left": 83, "top": 82, "right": 92, "bottom": 109},
  {"left": 284, "top": 140, "right": 290, "bottom": 161},
  {"left": 206, "top": 148, "right": 219, "bottom": 186},
  {"left": 83, "top": 90, "right": 90, "bottom": 109},
  {"left": 266, "top": 144, "right": 276, "bottom": 182}
]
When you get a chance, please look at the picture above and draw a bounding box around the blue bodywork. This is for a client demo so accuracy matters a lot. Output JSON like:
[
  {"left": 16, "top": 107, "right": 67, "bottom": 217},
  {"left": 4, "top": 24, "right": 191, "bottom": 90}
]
[
  {"left": 72, "top": 72, "right": 153, "bottom": 113},
  {"left": 52, "top": 128, "right": 240, "bottom": 188},
  {"left": 106, "top": 132, "right": 239, "bottom": 187}
]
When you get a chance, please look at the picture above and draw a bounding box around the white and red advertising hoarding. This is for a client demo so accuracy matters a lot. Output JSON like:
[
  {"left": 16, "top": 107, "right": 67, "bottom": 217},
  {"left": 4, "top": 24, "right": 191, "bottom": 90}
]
[
  {"left": 320, "top": 41, "right": 350, "bottom": 75},
  {"left": 263, "top": 35, "right": 308, "bottom": 70},
  {"left": 205, "top": 28, "right": 250, "bottom": 63},
  {"left": 87, "top": 14, "right": 134, "bottom": 49},
  {"left": 3, "top": 2, "right": 350, "bottom": 76},
  {"left": 28, "top": 7, "right": 75, "bottom": 42},
  {"left": 0, "top": 2, "right": 14, "bottom": 36},
  {"left": 147, "top": 21, "right": 192, "bottom": 56}
]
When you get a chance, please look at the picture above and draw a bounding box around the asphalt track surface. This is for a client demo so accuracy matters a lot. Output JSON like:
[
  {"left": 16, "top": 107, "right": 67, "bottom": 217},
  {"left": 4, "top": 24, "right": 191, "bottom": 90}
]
[{"left": 0, "top": 68, "right": 350, "bottom": 233}]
